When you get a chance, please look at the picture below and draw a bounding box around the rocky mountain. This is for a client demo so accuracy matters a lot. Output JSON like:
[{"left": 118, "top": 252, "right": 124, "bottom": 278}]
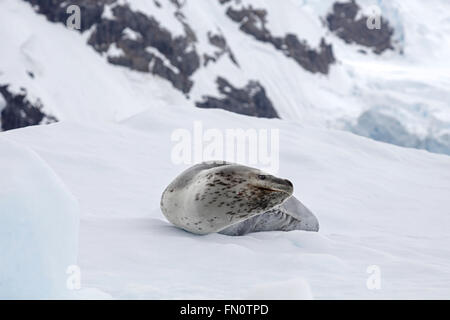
[
  {"left": 1, "top": 0, "right": 450, "bottom": 156},
  {"left": 326, "top": 0, "right": 395, "bottom": 54}
]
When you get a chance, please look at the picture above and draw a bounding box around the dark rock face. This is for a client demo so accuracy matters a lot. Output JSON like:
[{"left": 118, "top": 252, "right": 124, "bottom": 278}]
[
  {"left": 0, "top": 85, "right": 57, "bottom": 131},
  {"left": 24, "top": 0, "right": 200, "bottom": 94},
  {"left": 226, "top": 6, "right": 271, "bottom": 42},
  {"left": 326, "top": 0, "right": 394, "bottom": 54},
  {"left": 196, "top": 77, "right": 279, "bottom": 119},
  {"left": 225, "top": 5, "right": 335, "bottom": 74},
  {"left": 203, "top": 31, "right": 239, "bottom": 67},
  {"left": 25, "top": 0, "right": 111, "bottom": 32},
  {"left": 88, "top": 5, "right": 200, "bottom": 94}
]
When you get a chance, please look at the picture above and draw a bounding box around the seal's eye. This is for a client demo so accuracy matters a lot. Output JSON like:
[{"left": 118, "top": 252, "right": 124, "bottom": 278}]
[{"left": 258, "top": 175, "right": 266, "bottom": 180}]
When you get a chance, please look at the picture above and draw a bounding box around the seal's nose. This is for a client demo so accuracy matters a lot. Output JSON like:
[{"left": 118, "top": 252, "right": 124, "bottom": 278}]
[
  {"left": 277, "top": 178, "right": 293, "bottom": 194},
  {"left": 285, "top": 179, "right": 293, "bottom": 188}
]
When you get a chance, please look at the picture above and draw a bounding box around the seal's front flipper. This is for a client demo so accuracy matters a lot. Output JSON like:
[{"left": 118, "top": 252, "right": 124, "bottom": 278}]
[
  {"left": 218, "top": 196, "right": 319, "bottom": 236},
  {"left": 280, "top": 196, "right": 319, "bottom": 232}
]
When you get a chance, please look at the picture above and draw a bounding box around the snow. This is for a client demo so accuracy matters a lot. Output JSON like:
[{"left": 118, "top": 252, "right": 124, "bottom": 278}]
[
  {"left": 2, "top": 0, "right": 450, "bottom": 153},
  {"left": 0, "top": 138, "right": 79, "bottom": 299},
  {"left": 126, "top": 0, "right": 186, "bottom": 37},
  {"left": 101, "top": 4, "right": 115, "bottom": 20},
  {"left": 122, "top": 27, "right": 141, "bottom": 41},
  {"left": 106, "top": 43, "right": 125, "bottom": 58},
  {"left": 0, "top": 93, "right": 5, "bottom": 110},
  {"left": 242, "top": 278, "right": 313, "bottom": 300},
  {"left": 146, "top": 47, "right": 180, "bottom": 74},
  {"left": 4, "top": 102, "right": 450, "bottom": 299}
]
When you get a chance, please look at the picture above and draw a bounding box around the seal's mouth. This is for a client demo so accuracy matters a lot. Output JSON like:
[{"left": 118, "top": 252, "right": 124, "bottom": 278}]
[
  {"left": 254, "top": 179, "right": 293, "bottom": 195},
  {"left": 255, "top": 185, "right": 289, "bottom": 194},
  {"left": 255, "top": 186, "right": 281, "bottom": 192}
]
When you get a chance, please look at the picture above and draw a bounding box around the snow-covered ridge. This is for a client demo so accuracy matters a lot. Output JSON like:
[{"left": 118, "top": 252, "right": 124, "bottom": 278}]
[
  {"left": 1, "top": 0, "right": 450, "bottom": 156},
  {"left": 0, "top": 137, "right": 79, "bottom": 299}
]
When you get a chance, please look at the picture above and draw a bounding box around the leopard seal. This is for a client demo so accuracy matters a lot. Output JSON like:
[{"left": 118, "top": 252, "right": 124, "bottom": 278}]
[{"left": 160, "top": 161, "right": 319, "bottom": 235}]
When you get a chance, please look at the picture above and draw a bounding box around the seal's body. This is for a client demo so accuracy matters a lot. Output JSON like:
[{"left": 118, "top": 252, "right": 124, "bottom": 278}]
[{"left": 160, "top": 161, "right": 319, "bottom": 235}]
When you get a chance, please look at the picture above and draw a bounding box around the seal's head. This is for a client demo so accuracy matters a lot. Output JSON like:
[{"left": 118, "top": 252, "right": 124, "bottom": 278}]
[
  {"left": 192, "top": 163, "right": 293, "bottom": 228},
  {"left": 161, "top": 161, "right": 294, "bottom": 234}
]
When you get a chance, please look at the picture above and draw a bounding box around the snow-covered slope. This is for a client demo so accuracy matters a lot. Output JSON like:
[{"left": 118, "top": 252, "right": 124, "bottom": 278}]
[{"left": 3, "top": 102, "right": 450, "bottom": 299}]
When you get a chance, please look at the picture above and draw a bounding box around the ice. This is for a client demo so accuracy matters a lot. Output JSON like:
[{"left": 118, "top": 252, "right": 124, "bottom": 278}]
[
  {"left": 0, "top": 138, "right": 79, "bottom": 299},
  {"left": 1, "top": 0, "right": 450, "bottom": 299},
  {"left": 4, "top": 104, "right": 450, "bottom": 299}
]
